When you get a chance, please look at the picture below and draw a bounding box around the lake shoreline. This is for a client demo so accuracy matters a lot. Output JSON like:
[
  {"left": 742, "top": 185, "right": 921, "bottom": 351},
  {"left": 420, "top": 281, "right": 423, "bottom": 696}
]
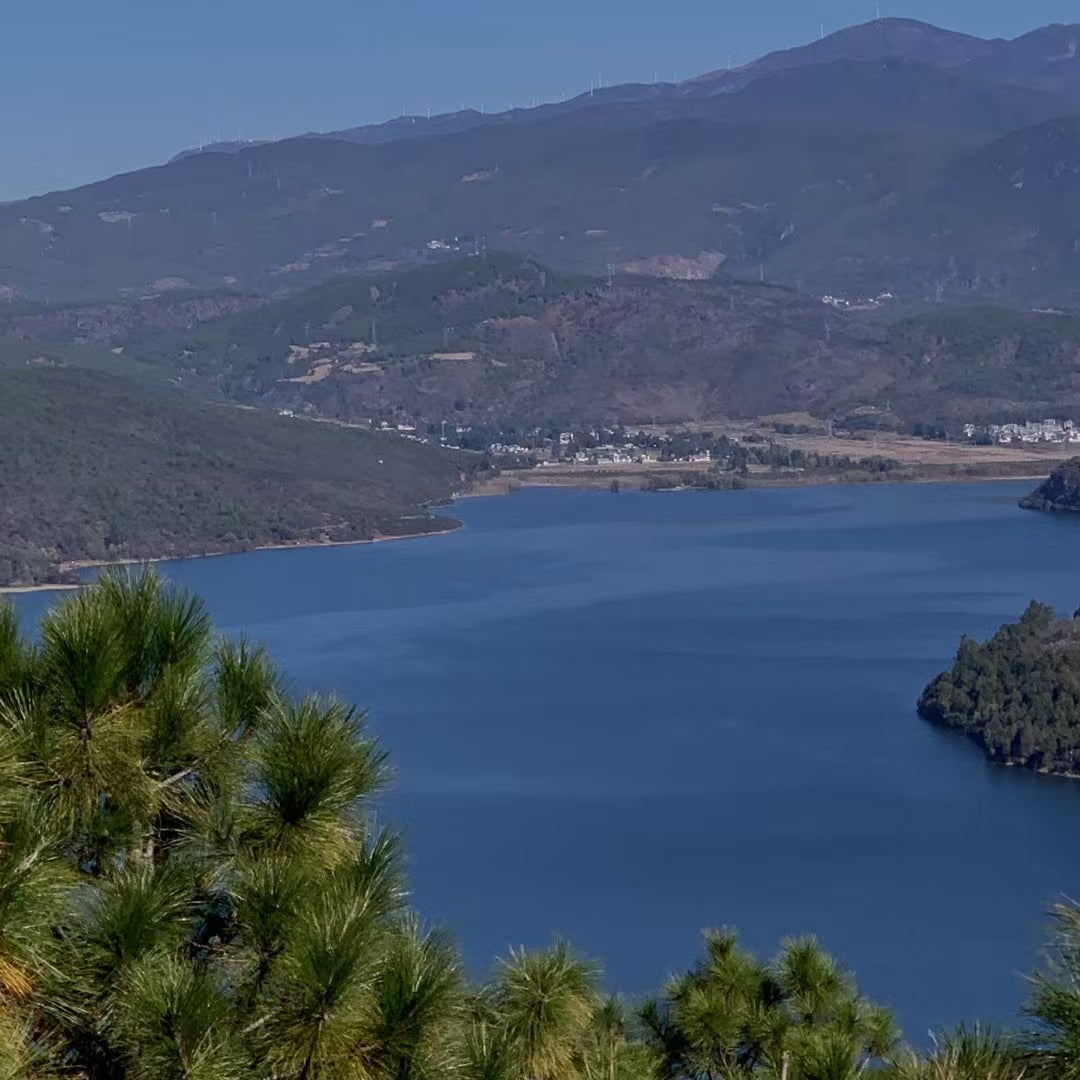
[
  {"left": 0, "top": 519, "right": 463, "bottom": 596},
  {"left": 0, "top": 466, "right": 1049, "bottom": 597},
  {"left": 468, "top": 462, "right": 1050, "bottom": 496},
  {"left": 0, "top": 582, "right": 82, "bottom": 596}
]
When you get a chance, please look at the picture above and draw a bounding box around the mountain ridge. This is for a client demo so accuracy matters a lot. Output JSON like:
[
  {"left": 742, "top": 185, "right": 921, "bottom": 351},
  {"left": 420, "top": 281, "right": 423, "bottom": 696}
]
[
  {"left": 7, "top": 19, "right": 1080, "bottom": 307},
  {"left": 170, "top": 17, "right": 1080, "bottom": 163},
  {"left": 692, "top": 18, "right": 1000, "bottom": 88}
]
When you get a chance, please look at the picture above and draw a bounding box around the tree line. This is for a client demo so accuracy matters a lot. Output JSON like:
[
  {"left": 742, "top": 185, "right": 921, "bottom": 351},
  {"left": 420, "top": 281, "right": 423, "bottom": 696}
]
[{"left": 1, "top": 572, "right": 1078, "bottom": 1079}]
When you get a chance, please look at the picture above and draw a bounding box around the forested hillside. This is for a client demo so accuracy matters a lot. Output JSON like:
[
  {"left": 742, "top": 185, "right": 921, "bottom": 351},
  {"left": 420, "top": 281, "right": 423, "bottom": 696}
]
[
  {"left": 111, "top": 256, "right": 886, "bottom": 427},
  {"left": 53, "top": 256, "right": 1080, "bottom": 431},
  {"left": 0, "top": 367, "right": 469, "bottom": 587}
]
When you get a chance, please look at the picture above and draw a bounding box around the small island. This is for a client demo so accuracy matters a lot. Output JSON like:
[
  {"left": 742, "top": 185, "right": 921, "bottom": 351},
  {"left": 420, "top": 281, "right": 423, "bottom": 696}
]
[
  {"left": 1020, "top": 457, "right": 1080, "bottom": 513},
  {"left": 918, "top": 602, "right": 1080, "bottom": 776}
]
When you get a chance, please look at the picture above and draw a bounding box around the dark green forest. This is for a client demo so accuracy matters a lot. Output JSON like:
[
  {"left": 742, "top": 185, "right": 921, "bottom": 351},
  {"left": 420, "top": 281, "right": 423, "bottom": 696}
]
[
  {"left": 2, "top": 570, "right": 1080, "bottom": 1080},
  {"left": 0, "top": 367, "right": 469, "bottom": 587},
  {"left": 918, "top": 600, "right": 1080, "bottom": 774}
]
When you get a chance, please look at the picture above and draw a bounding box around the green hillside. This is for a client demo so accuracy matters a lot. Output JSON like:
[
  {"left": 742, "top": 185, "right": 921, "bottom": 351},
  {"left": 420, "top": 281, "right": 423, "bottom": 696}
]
[
  {"left": 0, "top": 366, "right": 471, "bottom": 587},
  {"left": 97, "top": 256, "right": 891, "bottom": 427},
  {"left": 57, "top": 255, "right": 1080, "bottom": 431}
]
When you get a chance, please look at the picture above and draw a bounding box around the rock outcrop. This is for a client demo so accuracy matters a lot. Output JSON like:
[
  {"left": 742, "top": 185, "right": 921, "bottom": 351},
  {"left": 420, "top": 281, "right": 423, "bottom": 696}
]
[{"left": 1020, "top": 458, "right": 1080, "bottom": 512}]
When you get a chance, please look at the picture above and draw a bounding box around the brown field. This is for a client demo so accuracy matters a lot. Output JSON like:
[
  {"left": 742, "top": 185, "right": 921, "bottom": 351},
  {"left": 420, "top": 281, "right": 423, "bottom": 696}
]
[
  {"left": 767, "top": 429, "right": 1072, "bottom": 468},
  {"left": 472, "top": 423, "right": 1073, "bottom": 496},
  {"left": 632, "top": 417, "right": 1076, "bottom": 470}
]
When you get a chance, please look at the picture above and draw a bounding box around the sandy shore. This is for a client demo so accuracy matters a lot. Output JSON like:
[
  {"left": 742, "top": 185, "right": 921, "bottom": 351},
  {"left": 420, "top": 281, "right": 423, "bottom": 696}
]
[
  {"left": 0, "top": 582, "right": 81, "bottom": 596},
  {"left": 469, "top": 459, "right": 1052, "bottom": 495}
]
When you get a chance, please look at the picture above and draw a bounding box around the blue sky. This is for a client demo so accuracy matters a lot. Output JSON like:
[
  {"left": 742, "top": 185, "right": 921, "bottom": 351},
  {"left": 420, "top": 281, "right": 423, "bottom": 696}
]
[{"left": 3, "top": 0, "right": 1076, "bottom": 201}]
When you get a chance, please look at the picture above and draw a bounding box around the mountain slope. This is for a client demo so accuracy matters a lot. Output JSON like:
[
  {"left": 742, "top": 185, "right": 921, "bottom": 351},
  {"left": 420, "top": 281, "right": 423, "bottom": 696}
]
[
  {"left": 8, "top": 19, "right": 1080, "bottom": 307},
  {"left": 769, "top": 114, "right": 1080, "bottom": 303},
  {"left": 102, "top": 257, "right": 1080, "bottom": 431},
  {"left": 3, "top": 58, "right": 1073, "bottom": 305},
  {"left": 90, "top": 255, "right": 891, "bottom": 427},
  {"left": 0, "top": 365, "right": 469, "bottom": 586},
  {"left": 693, "top": 18, "right": 996, "bottom": 89},
  {"left": 961, "top": 24, "right": 1080, "bottom": 101},
  {"left": 14, "top": 257, "right": 1080, "bottom": 442}
]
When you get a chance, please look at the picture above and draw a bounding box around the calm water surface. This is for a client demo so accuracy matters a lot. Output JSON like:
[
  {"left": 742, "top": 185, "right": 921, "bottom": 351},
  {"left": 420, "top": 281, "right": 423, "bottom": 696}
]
[{"left": 18, "top": 482, "right": 1080, "bottom": 1038}]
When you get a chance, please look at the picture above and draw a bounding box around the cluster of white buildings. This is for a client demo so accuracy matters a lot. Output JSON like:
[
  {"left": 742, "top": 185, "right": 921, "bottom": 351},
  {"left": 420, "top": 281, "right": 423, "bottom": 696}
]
[
  {"left": 563, "top": 446, "right": 711, "bottom": 466},
  {"left": 572, "top": 446, "right": 663, "bottom": 465},
  {"left": 820, "top": 291, "right": 894, "bottom": 311},
  {"left": 964, "top": 419, "right": 1080, "bottom": 445},
  {"left": 488, "top": 442, "right": 533, "bottom": 455}
]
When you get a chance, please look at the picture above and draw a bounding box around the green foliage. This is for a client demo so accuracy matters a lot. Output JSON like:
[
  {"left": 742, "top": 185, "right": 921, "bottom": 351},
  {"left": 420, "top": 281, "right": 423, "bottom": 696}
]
[
  {"left": 885, "top": 1026, "right": 1024, "bottom": 1080},
  {"left": 917, "top": 600, "right": 1080, "bottom": 774},
  {"left": 13, "top": 255, "right": 1080, "bottom": 483},
  {"left": 0, "top": 365, "right": 470, "bottom": 586},
  {"left": 493, "top": 942, "right": 601, "bottom": 1080},
  {"left": 645, "top": 929, "right": 896, "bottom": 1079},
  {"left": 1023, "top": 903, "right": 1080, "bottom": 1078},
  {"left": 1, "top": 568, "right": 1075, "bottom": 1080},
  {"left": 0, "top": 570, "right": 675, "bottom": 1080}
]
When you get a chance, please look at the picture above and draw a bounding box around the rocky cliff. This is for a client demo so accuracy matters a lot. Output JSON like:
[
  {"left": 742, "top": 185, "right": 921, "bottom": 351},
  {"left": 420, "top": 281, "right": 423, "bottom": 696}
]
[{"left": 1020, "top": 458, "right": 1080, "bottom": 512}]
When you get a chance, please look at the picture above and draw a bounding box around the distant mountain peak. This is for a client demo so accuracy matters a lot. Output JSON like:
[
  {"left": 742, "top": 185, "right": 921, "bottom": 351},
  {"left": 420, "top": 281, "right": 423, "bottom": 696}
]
[
  {"left": 169, "top": 17, "right": 1080, "bottom": 165},
  {"left": 692, "top": 17, "right": 995, "bottom": 86}
]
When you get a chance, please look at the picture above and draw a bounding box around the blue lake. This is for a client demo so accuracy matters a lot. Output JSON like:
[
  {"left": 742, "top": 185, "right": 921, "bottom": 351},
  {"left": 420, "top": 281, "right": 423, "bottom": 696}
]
[{"left": 16, "top": 482, "right": 1080, "bottom": 1039}]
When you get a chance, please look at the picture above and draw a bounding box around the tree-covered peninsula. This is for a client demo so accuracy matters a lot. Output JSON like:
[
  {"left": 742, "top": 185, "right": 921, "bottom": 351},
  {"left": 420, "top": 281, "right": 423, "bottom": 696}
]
[
  {"left": 917, "top": 601, "right": 1080, "bottom": 775},
  {"left": 1020, "top": 458, "right": 1080, "bottom": 514},
  {"left": 4, "top": 570, "right": 1080, "bottom": 1079}
]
